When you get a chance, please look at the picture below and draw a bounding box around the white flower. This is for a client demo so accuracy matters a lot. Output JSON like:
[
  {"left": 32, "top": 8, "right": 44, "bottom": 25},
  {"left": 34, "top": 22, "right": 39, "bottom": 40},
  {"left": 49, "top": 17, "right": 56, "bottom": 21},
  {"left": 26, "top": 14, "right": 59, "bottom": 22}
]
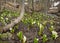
[
  {"left": 6, "top": 18, "right": 8, "bottom": 20},
  {"left": 52, "top": 31, "right": 58, "bottom": 39},
  {"left": 10, "top": 28, "right": 12, "bottom": 30}
]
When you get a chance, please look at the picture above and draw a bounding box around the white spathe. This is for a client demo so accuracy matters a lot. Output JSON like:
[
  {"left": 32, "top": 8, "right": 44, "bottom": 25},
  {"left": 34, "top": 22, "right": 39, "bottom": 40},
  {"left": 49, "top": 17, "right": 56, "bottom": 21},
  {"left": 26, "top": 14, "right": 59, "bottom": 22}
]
[
  {"left": 53, "top": 1, "right": 60, "bottom": 6},
  {"left": 23, "top": 35, "right": 27, "bottom": 43},
  {"left": 52, "top": 31, "right": 58, "bottom": 39}
]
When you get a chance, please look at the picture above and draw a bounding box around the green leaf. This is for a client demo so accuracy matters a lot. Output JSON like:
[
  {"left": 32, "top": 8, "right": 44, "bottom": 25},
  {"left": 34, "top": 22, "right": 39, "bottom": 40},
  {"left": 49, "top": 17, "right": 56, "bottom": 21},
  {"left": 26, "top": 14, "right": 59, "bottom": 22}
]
[
  {"left": 17, "top": 31, "right": 23, "bottom": 40},
  {"left": 42, "top": 34, "right": 48, "bottom": 43},
  {"left": 10, "top": 29, "right": 14, "bottom": 33},
  {"left": 34, "top": 38, "right": 38, "bottom": 43},
  {"left": 49, "top": 26, "right": 54, "bottom": 32}
]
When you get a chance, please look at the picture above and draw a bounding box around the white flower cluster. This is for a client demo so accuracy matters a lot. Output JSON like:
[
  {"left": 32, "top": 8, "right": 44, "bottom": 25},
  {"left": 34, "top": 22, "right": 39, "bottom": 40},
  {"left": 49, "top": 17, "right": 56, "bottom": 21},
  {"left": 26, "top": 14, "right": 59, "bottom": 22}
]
[{"left": 52, "top": 31, "right": 58, "bottom": 39}]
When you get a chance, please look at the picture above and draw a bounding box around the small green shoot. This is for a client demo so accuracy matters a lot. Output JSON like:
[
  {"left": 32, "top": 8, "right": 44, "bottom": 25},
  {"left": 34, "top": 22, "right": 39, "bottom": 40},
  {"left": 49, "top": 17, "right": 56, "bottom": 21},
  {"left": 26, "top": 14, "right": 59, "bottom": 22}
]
[
  {"left": 42, "top": 34, "right": 48, "bottom": 43},
  {"left": 49, "top": 26, "right": 54, "bottom": 32},
  {"left": 17, "top": 31, "right": 23, "bottom": 40},
  {"left": 38, "top": 24, "right": 44, "bottom": 35},
  {"left": 34, "top": 37, "right": 39, "bottom": 43},
  {"left": 17, "top": 32, "right": 27, "bottom": 43},
  {"left": 10, "top": 28, "right": 14, "bottom": 33}
]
